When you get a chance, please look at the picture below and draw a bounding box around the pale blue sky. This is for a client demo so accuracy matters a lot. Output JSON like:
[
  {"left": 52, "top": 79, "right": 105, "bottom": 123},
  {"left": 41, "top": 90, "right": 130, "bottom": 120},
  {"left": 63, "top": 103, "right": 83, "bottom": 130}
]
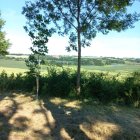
[{"left": 0, "top": 0, "right": 140, "bottom": 58}]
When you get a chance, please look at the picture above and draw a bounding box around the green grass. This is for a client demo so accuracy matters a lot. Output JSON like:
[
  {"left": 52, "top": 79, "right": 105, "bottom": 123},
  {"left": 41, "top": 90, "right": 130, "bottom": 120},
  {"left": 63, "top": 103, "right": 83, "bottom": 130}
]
[
  {"left": 0, "top": 59, "right": 27, "bottom": 69},
  {"left": 0, "top": 67, "right": 27, "bottom": 74},
  {"left": 82, "top": 64, "right": 140, "bottom": 73},
  {"left": 0, "top": 58, "right": 140, "bottom": 75}
]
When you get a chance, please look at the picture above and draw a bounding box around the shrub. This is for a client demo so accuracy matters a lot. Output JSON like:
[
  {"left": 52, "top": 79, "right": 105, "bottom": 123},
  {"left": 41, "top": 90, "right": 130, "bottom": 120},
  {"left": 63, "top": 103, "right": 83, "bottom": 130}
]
[
  {"left": 42, "top": 67, "right": 73, "bottom": 97},
  {"left": 122, "top": 72, "right": 140, "bottom": 107},
  {"left": 81, "top": 72, "right": 120, "bottom": 103},
  {"left": 0, "top": 70, "right": 9, "bottom": 91},
  {"left": 0, "top": 70, "right": 139, "bottom": 107},
  {"left": 0, "top": 71, "right": 35, "bottom": 92}
]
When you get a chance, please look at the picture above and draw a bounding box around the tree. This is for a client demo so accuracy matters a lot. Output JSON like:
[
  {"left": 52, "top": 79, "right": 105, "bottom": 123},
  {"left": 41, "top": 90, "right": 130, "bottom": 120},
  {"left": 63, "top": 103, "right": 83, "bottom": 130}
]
[
  {"left": 22, "top": 0, "right": 140, "bottom": 95},
  {"left": 0, "top": 12, "right": 10, "bottom": 55},
  {"left": 25, "top": 54, "right": 42, "bottom": 99}
]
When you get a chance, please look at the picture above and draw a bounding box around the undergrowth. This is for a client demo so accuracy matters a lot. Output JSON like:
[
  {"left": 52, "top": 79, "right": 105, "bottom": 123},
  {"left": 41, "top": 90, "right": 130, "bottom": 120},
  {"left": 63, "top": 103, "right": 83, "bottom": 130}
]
[{"left": 0, "top": 67, "right": 140, "bottom": 107}]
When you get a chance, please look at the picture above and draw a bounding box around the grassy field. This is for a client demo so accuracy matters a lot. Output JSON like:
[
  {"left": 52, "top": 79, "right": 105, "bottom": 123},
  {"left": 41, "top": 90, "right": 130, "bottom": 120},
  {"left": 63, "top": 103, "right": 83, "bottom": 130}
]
[
  {"left": 0, "top": 59, "right": 27, "bottom": 74},
  {"left": 0, "top": 92, "right": 140, "bottom": 140},
  {"left": 0, "top": 58, "right": 140, "bottom": 74},
  {"left": 82, "top": 64, "right": 140, "bottom": 73},
  {"left": 0, "top": 67, "right": 27, "bottom": 74},
  {"left": 0, "top": 59, "right": 27, "bottom": 69}
]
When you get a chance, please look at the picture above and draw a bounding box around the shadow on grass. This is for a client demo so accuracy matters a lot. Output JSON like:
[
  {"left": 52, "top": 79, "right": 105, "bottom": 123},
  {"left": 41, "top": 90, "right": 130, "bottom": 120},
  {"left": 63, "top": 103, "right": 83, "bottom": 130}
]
[
  {"left": 0, "top": 92, "right": 34, "bottom": 140},
  {"left": 40, "top": 96, "right": 140, "bottom": 140},
  {"left": 0, "top": 92, "right": 140, "bottom": 140}
]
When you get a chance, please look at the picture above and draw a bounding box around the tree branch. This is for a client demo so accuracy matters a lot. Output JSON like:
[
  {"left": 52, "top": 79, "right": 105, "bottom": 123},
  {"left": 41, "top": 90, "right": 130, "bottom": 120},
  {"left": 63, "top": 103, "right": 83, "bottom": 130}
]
[
  {"left": 67, "top": 0, "right": 77, "bottom": 21},
  {"left": 82, "top": 3, "right": 96, "bottom": 25},
  {"left": 52, "top": 0, "right": 77, "bottom": 30}
]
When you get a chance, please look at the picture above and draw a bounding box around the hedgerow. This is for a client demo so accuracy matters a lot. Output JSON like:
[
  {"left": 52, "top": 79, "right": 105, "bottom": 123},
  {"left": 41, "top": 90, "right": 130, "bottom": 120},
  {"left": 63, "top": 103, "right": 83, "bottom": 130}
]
[{"left": 0, "top": 69, "right": 139, "bottom": 107}]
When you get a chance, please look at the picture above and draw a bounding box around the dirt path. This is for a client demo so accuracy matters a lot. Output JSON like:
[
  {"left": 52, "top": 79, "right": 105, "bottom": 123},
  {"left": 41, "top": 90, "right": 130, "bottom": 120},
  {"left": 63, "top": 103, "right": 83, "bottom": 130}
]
[{"left": 0, "top": 92, "right": 140, "bottom": 140}]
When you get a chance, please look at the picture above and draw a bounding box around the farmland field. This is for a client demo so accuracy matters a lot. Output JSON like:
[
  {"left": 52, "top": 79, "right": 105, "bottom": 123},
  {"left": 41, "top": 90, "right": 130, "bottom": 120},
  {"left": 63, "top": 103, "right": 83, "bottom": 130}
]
[
  {"left": 81, "top": 64, "right": 140, "bottom": 76},
  {"left": 0, "top": 59, "right": 27, "bottom": 69},
  {"left": 0, "top": 58, "right": 140, "bottom": 74},
  {"left": 82, "top": 64, "right": 140, "bottom": 72}
]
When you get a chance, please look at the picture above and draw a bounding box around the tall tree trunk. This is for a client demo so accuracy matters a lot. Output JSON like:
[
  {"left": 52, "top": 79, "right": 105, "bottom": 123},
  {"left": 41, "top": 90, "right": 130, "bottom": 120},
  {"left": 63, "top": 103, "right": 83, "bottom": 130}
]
[
  {"left": 76, "top": 0, "right": 81, "bottom": 95},
  {"left": 76, "top": 31, "right": 81, "bottom": 95}
]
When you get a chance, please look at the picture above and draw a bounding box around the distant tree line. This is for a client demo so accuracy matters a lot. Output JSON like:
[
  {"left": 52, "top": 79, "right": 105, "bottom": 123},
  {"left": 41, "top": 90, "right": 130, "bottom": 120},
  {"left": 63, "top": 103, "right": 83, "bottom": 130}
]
[
  {"left": 42, "top": 56, "right": 138, "bottom": 66},
  {"left": 1, "top": 55, "right": 140, "bottom": 66}
]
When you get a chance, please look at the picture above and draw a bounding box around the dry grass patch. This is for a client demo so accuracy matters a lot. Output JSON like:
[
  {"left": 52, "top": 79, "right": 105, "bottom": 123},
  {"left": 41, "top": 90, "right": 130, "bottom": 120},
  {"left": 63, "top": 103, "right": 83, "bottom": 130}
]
[
  {"left": 50, "top": 97, "right": 81, "bottom": 109},
  {"left": 0, "top": 92, "right": 140, "bottom": 140},
  {"left": 80, "top": 121, "right": 120, "bottom": 140},
  {"left": 0, "top": 92, "right": 54, "bottom": 140}
]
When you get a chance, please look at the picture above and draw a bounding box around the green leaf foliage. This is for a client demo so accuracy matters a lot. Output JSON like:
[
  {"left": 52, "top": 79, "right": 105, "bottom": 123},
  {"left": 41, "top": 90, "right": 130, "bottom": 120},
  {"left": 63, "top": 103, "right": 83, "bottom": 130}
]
[
  {"left": 22, "top": 0, "right": 140, "bottom": 51},
  {"left": 0, "top": 12, "right": 10, "bottom": 55},
  {"left": 0, "top": 69, "right": 140, "bottom": 107},
  {"left": 22, "top": 0, "right": 140, "bottom": 95}
]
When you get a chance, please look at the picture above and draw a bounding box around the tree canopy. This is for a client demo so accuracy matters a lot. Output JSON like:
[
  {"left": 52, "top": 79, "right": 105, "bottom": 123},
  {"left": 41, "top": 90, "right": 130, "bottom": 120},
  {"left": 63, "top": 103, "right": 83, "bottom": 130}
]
[
  {"left": 22, "top": 0, "right": 140, "bottom": 94},
  {"left": 0, "top": 12, "right": 10, "bottom": 55}
]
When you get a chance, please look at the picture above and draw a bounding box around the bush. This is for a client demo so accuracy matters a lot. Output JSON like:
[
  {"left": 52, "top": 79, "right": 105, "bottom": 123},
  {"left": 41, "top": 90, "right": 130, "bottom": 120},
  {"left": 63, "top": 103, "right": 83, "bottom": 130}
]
[
  {"left": 81, "top": 72, "right": 120, "bottom": 103},
  {"left": 41, "top": 67, "right": 74, "bottom": 97},
  {"left": 0, "top": 71, "right": 36, "bottom": 92},
  {"left": 0, "top": 70, "right": 9, "bottom": 91},
  {"left": 121, "top": 72, "right": 140, "bottom": 107},
  {"left": 0, "top": 69, "right": 140, "bottom": 107}
]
